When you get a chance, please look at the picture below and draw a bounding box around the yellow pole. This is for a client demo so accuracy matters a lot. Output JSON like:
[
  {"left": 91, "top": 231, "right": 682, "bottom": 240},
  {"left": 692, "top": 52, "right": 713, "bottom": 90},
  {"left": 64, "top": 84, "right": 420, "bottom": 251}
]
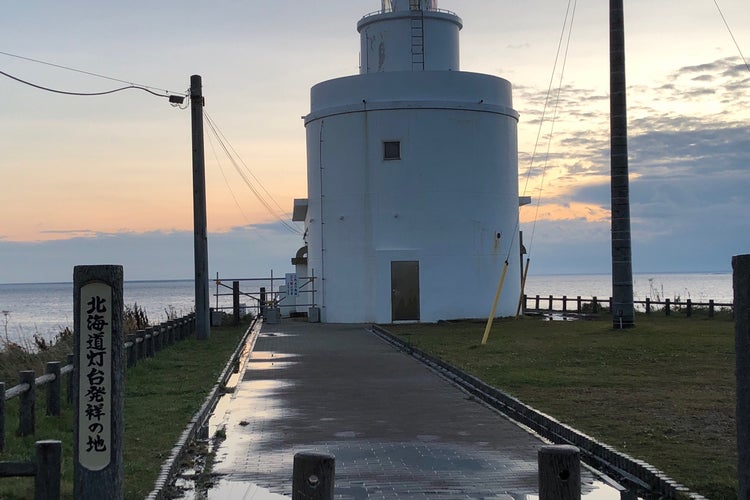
[
  {"left": 515, "top": 258, "right": 531, "bottom": 318},
  {"left": 481, "top": 260, "right": 509, "bottom": 345}
]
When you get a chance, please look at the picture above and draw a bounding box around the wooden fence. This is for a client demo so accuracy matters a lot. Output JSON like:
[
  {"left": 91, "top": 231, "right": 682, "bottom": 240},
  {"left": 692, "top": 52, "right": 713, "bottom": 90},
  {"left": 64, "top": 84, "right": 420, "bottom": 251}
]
[
  {"left": 0, "top": 440, "right": 61, "bottom": 500},
  {"left": 0, "top": 312, "right": 196, "bottom": 498},
  {"left": 523, "top": 294, "right": 733, "bottom": 317}
]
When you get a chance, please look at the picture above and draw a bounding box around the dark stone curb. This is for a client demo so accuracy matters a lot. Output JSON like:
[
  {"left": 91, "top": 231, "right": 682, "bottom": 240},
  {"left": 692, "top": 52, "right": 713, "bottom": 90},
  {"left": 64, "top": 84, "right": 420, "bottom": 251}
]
[
  {"left": 146, "top": 317, "right": 261, "bottom": 500},
  {"left": 371, "top": 324, "right": 707, "bottom": 500}
]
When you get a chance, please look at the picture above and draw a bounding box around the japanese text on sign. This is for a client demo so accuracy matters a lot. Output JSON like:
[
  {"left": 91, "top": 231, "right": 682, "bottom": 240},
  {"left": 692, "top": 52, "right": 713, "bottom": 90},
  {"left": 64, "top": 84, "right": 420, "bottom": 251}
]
[
  {"left": 78, "top": 282, "right": 112, "bottom": 471},
  {"left": 285, "top": 273, "right": 299, "bottom": 297}
]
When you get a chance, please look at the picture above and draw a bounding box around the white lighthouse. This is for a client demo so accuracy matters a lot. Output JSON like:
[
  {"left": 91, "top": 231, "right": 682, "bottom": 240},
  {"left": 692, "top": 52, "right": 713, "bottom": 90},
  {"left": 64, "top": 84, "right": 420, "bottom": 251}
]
[{"left": 294, "top": 0, "right": 521, "bottom": 323}]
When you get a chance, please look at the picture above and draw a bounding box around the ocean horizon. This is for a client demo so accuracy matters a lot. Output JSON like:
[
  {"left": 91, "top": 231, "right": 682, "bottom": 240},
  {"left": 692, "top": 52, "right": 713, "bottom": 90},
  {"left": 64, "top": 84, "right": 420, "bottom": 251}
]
[{"left": 0, "top": 271, "right": 734, "bottom": 346}]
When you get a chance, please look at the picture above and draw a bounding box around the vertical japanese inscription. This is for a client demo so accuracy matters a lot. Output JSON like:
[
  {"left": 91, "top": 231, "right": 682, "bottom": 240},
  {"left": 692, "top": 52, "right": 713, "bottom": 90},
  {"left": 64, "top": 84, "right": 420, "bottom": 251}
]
[{"left": 78, "top": 282, "right": 112, "bottom": 471}]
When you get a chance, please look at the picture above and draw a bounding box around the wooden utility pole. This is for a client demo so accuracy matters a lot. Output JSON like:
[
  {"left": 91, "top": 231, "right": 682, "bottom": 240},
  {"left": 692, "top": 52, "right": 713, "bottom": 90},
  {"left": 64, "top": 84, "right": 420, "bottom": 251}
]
[
  {"left": 191, "top": 75, "right": 210, "bottom": 339},
  {"left": 609, "top": 0, "right": 635, "bottom": 328}
]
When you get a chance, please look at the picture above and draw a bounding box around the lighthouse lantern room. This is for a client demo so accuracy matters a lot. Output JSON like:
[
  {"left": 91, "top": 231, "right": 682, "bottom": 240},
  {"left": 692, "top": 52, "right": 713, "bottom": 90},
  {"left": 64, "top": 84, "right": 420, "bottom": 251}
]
[{"left": 295, "top": 1, "right": 521, "bottom": 323}]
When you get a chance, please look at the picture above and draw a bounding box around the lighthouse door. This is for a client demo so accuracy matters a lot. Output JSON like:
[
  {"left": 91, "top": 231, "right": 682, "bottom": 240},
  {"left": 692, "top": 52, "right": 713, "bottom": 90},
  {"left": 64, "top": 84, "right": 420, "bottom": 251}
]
[{"left": 391, "top": 261, "right": 420, "bottom": 321}]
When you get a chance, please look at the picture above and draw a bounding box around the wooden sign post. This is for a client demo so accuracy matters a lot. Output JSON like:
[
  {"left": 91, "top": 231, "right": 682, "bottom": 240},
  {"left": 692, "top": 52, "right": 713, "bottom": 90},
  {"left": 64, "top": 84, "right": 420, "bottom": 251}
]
[{"left": 73, "top": 265, "right": 124, "bottom": 499}]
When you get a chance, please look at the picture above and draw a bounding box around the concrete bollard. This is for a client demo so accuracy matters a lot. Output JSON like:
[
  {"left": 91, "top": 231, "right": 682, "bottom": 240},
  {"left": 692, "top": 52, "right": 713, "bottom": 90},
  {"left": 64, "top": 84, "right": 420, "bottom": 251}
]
[
  {"left": 538, "top": 445, "right": 581, "bottom": 500},
  {"left": 292, "top": 452, "right": 335, "bottom": 500}
]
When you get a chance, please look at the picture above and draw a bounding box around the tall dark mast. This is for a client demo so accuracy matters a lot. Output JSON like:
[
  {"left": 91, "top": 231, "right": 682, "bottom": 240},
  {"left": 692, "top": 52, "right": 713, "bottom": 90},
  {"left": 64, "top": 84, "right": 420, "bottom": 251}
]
[{"left": 610, "top": 0, "right": 635, "bottom": 328}]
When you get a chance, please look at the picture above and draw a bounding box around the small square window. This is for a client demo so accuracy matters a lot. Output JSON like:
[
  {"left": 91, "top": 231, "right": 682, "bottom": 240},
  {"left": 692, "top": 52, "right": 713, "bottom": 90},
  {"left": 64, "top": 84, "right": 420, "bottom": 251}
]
[{"left": 383, "top": 141, "right": 401, "bottom": 161}]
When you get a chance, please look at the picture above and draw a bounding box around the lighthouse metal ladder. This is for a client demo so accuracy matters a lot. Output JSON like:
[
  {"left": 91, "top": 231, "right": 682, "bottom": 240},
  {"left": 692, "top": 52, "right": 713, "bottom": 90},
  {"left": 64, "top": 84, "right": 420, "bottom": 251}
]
[{"left": 410, "top": 8, "right": 425, "bottom": 71}]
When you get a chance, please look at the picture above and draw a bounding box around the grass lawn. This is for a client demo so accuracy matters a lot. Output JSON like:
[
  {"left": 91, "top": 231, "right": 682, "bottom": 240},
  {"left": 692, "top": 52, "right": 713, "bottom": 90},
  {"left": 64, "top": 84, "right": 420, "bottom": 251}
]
[
  {"left": 386, "top": 313, "right": 737, "bottom": 499},
  {"left": 0, "top": 322, "right": 249, "bottom": 499}
]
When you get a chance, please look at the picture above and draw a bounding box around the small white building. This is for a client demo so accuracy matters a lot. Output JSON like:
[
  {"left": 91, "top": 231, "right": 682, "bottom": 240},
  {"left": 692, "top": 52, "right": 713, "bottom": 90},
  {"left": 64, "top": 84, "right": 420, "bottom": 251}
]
[{"left": 293, "top": 0, "right": 522, "bottom": 323}]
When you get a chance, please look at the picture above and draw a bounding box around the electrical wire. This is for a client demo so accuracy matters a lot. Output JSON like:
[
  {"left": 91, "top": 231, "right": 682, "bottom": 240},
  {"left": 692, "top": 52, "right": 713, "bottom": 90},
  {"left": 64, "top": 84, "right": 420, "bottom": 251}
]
[
  {"left": 203, "top": 111, "right": 302, "bottom": 235},
  {"left": 205, "top": 122, "right": 254, "bottom": 225},
  {"left": 0, "top": 50, "right": 186, "bottom": 96},
  {"left": 204, "top": 111, "right": 294, "bottom": 221},
  {"left": 510, "top": 0, "right": 577, "bottom": 263},
  {"left": 527, "top": 0, "right": 578, "bottom": 257},
  {"left": 712, "top": 0, "right": 750, "bottom": 74},
  {"left": 0, "top": 68, "right": 180, "bottom": 100}
]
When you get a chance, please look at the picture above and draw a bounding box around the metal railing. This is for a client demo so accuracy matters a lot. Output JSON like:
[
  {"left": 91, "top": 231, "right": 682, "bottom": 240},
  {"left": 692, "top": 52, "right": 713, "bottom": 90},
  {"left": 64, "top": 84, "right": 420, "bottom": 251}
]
[
  {"left": 360, "top": 2, "right": 457, "bottom": 21},
  {"left": 212, "top": 273, "right": 318, "bottom": 319}
]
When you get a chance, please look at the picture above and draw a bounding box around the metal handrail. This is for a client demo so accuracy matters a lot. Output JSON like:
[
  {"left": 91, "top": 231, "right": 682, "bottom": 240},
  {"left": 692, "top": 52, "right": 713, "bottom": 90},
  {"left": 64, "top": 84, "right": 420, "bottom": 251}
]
[{"left": 360, "top": 6, "right": 457, "bottom": 22}]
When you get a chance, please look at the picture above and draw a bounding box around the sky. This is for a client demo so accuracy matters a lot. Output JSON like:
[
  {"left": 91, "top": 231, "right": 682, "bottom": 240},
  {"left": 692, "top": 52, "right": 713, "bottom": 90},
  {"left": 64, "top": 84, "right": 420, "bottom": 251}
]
[{"left": 1, "top": 0, "right": 749, "bottom": 283}]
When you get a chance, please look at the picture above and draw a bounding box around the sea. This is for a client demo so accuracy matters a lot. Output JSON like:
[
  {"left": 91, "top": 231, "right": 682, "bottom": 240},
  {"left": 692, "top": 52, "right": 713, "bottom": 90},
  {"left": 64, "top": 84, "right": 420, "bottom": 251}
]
[{"left": 0, "top": 272, "right": 734, "bottom": 347}]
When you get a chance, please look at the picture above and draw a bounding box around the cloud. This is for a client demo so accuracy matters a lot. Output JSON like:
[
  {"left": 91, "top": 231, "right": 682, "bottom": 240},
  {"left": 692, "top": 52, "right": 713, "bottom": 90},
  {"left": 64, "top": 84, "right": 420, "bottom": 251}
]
[{"left": 514, "top": 55, "right": 750, "bottom": 273}]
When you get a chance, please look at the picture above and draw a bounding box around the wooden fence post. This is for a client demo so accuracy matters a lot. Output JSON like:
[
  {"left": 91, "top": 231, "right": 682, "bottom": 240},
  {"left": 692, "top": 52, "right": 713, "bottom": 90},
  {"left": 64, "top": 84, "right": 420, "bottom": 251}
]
[
  {"left": 0, "top": 382, "right": 5, "bottom": 452},
  {"left": 153, "top": 326, "right": 162, "bottom": 354},
  {"left": 145, "top": 328, "right": 154, "bottom": 358},
  {"left": 592, "top": 297, "right": 598, "bottom": 314},
  {"left": 562, "top": 296, "right": 567, "bottom": 314},
  {"left": 548, "top": 295, "right": 554, "bottom": 311},
  {"left": 538, "top": 445, "right": 581, "bottom": 500},
  {"left": 233, "top": 280, "right": 241, "bottom": 326},
  {"left": 535, "top": 295, "right": 540, "bottom": 310},
  {"left": 166, "top": 321, "right": 175, "bottom": 345},
  {"left": 35, "top": 440, "right": 62, "bottom": 500},
  {"left": 686, "top": 299, "right": 692, "bottom": 317},
  {"left": 73, "top": 264, "right": 124, "bottom": 500},
  {"left": 709, "top": 299, "right": 715, "bottom": 318},
  {"left": 136, "top": 331, "right": 145, "bottom": 360},
  {"left": 46, "top": 361, "right": 61, "bottom": 417},
  {"left": 576, "top": 296, "right": 582, "bottom": 313},
  {"left": 733, "top": 254, "right": 750, "bottom": 499},
  {"left": 665, "top": 298, "right": 671, "bottom": 316},
  {"left": 125, "top": 335, "right": 136, "bottom": 368},
  {"left": 645, "top": 298, "right": 651, "bottom": 314},
  {"left": 19, "top": 370, "right": 35, "bottom": 436},
  {"left": 67, "top": 354, "right": 75, "bottom": 404},
  {"left": 292, "top": 452, "right": 335, "bottom": 500}
]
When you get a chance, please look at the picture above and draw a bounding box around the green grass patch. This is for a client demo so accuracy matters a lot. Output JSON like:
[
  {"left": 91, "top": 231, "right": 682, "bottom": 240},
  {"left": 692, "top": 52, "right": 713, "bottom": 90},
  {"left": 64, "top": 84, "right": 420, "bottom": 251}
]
[
  {"left": 0, "top": 323, "right": 249, "bottom": 499},
  {"left": 387, "top": 314, "right": 737, "bottom": 499}
]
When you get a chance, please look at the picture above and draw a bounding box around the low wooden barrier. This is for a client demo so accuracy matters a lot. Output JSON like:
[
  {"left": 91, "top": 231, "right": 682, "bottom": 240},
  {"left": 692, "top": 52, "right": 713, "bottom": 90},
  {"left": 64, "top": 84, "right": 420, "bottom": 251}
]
[
  {"left": 523, "top": 295, "right": 732, "bottom": 317},
  {"left": 0, "top": 313, "right": 196, "bottom": 452},
  {"left": 0, "top": 440, "right": 61, "bottom": 500}
]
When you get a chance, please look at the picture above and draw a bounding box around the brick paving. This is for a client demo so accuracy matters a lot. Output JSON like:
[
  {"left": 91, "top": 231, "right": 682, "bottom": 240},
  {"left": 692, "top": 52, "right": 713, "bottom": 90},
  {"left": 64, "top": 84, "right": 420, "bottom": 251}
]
[{"left": 208, "top": 320, "right": 613, "bottom": 499}]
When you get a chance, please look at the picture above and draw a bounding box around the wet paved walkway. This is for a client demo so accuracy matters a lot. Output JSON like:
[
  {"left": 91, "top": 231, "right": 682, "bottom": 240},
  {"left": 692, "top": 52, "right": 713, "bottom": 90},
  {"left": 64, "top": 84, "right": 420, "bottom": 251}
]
[{"left": 207, "top": 319, "right": 615, "bottom": 499}]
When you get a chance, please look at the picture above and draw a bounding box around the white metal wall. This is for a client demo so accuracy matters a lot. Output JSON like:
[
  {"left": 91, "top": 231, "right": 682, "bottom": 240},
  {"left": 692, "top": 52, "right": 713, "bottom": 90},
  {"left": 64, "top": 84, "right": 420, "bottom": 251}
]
[
  {"left": 304, "top": 71, "right": 520, "bottom": 323},
  {"left": 358, "top": 10, "right": 462, "bottom": 73}
]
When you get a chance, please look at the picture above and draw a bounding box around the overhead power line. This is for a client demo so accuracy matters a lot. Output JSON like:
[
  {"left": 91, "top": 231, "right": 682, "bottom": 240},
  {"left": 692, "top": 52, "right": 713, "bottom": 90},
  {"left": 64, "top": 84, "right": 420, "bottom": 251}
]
[
  {"left": 518, "top": 0, "right": 578, "bottom": 261},
  {"left": 203, "top": 111, "right": 302, "bottom": 235},
  {"left": 712, "top": 0, "right": 750, "bottom": 74},
  {"left": 0, "top": 50, "right": 186, "bottom": 96},
  {"left": 0, "top": 68, "right": 183, "bottom": 101}
]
